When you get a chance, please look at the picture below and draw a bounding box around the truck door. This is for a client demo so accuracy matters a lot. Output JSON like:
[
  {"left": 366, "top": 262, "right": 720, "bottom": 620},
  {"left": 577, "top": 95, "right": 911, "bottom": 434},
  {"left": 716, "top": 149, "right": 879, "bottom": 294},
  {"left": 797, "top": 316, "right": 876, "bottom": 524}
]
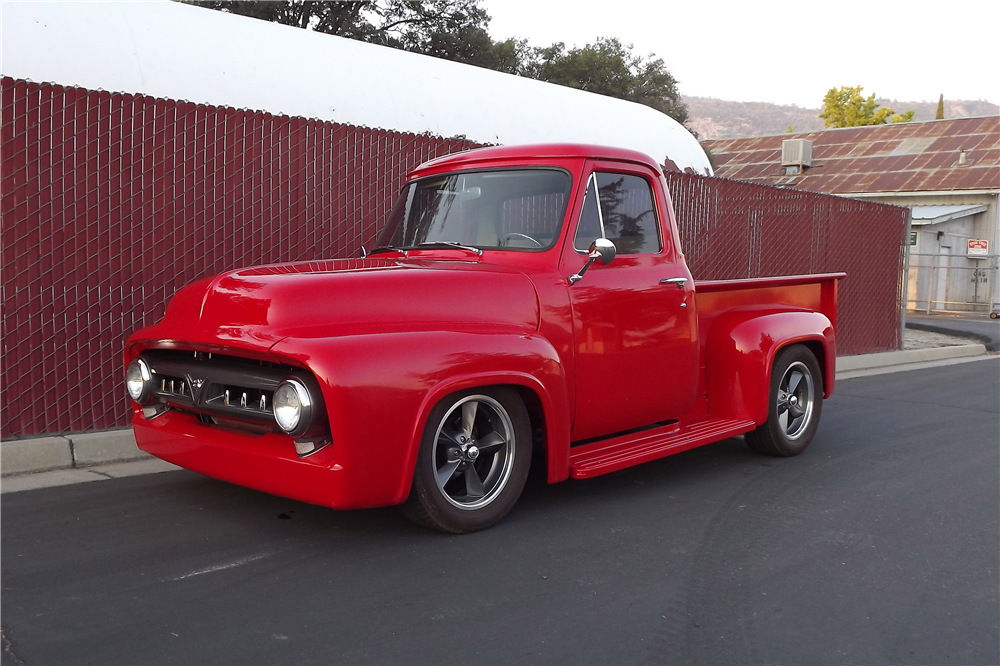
[{"left": 559, "top": 162, "right": 698, "bottom": 442}]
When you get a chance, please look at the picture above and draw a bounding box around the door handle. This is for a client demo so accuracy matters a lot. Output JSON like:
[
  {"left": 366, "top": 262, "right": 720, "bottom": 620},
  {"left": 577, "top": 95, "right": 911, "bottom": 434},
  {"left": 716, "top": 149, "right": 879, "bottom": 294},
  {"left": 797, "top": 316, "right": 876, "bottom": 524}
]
[{"left": 660, "top": 277, "right": 688, "bottom": 289}]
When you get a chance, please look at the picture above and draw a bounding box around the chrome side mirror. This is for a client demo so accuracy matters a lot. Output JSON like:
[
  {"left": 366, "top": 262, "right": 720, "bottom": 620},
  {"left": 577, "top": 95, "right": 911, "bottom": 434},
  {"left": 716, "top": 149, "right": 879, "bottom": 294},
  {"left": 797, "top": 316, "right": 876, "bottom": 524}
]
[{"left": 568, "top": 238, "right": 616, "bottom": 285}]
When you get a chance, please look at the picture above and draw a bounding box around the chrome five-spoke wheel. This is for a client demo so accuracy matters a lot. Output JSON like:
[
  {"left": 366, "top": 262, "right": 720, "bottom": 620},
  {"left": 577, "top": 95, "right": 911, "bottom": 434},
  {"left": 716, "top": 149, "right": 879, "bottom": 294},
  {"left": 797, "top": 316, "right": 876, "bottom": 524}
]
[
  {"left": 403, "top": 387, "right": 532, "bottom": 533},
  {"left": 746, "top": 344, "right": 823, "bottom": 457},
  {"left": 432, "top": 395, "right": 515, "bottom": 510},
  {"left": 775, "top": 361, "right": 814, "bottom": 440}
]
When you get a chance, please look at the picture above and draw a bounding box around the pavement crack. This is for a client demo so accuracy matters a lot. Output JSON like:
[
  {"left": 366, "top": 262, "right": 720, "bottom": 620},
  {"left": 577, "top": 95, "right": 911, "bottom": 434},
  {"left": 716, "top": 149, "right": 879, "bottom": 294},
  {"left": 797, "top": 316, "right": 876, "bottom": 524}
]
[
  {"left": 86, "top": 469, "right": 115, "bottom": 479},
  {"left": 2, "top": 626, "right": 26, "bottom": 665}
]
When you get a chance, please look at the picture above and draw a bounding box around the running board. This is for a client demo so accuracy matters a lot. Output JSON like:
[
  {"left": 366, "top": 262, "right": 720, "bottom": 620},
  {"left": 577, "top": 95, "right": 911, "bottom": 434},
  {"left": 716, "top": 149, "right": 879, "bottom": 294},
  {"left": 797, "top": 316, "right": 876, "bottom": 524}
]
[{"left": 568, "top": 417, "right": 757, "bottom": 479}]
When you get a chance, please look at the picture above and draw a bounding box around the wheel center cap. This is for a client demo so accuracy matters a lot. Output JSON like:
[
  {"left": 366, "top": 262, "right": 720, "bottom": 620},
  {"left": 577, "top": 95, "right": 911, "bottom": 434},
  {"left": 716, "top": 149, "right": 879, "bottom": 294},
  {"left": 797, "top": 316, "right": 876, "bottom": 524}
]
[
  {"left": 466, "top": 445, "right": 479, "bottom": 461},
  {"left": 790, "top": 395, "right": 799, "bottom": 406}
]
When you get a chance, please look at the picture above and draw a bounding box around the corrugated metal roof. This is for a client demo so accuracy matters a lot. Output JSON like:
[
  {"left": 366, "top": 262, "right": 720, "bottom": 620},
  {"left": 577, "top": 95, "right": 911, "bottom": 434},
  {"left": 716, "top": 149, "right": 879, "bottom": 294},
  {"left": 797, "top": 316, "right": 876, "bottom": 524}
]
[
  {"left": 910, "top": 204, "right": 990, "bottom": 225},
  {"left": 705, "top": 117, "right": 1000, "bottom": 193}
]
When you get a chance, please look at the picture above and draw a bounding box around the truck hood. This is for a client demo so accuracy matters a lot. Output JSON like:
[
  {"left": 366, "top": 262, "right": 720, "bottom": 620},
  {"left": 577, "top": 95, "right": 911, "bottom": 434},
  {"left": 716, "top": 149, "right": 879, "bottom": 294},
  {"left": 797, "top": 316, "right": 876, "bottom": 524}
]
[{"left": 145, "top": 257, "right": 540, "bottom": 351}]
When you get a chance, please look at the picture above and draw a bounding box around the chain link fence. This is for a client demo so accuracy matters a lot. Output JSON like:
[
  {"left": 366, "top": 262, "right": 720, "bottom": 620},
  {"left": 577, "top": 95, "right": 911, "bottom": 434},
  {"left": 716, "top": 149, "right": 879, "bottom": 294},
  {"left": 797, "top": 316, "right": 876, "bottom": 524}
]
[
  {"left": 2, "top": 77, "right": 908, "bottom": 437},
  {"left": 905, "top": 252, "right": 998, "bottom": 314},
  {"left": 1, "top": 77, "right": 479, "bottom": 437},
  {"left": 665, "top": 173, "right": 909, "bottom": 357}
]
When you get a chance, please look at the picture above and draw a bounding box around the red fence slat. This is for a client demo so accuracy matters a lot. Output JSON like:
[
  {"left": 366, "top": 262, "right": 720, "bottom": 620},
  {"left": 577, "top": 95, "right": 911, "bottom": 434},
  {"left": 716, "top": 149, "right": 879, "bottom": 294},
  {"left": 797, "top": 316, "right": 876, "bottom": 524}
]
[{"left": 0, "top": 77, "right": 907, "bottom": 437}]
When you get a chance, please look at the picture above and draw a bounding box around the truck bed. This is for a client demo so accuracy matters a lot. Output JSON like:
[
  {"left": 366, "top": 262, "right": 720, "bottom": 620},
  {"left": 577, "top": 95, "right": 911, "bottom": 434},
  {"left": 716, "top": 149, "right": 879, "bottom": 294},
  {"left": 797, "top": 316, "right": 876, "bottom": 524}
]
[{"left": 694, "top": 272, "right": 845, "bottom": 389}]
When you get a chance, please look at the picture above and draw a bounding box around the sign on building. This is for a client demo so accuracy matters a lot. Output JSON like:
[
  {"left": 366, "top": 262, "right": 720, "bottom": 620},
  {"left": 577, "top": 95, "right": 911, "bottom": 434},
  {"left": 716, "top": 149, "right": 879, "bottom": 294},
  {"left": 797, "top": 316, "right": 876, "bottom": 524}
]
[{"left": 968, "top": 239, "right": 989, "bottom": 256}]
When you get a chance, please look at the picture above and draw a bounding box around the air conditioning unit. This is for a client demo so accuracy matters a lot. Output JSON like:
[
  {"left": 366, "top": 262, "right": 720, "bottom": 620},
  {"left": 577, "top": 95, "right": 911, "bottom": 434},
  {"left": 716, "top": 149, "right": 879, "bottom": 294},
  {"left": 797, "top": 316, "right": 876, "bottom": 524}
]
[{"left": 782, "top": 139, "right": 813, "bottom": 168}]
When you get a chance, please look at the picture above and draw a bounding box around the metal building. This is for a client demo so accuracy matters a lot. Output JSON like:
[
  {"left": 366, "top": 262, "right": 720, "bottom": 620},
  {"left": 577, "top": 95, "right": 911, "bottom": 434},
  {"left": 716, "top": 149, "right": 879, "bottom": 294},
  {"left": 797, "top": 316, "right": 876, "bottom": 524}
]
[{"left": 704, "top": 117, "right": 1000, "bottom": 314}]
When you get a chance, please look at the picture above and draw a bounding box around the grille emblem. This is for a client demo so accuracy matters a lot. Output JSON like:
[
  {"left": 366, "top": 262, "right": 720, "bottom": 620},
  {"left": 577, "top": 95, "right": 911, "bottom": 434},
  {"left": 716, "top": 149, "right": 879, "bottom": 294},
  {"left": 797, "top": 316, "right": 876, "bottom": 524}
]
[{"left": 185, "top": 374, "right": 206, "bottom": 403}]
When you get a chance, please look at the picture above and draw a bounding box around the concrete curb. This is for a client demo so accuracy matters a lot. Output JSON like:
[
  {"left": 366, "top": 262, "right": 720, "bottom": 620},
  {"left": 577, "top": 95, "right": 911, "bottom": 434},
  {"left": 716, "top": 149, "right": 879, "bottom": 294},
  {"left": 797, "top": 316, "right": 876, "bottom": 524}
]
[
  {"left": 835, "top": 343, "right": 987, "bottom": 372},
  {"left": 1, "top": 458, "right": 181, "bottom": 494},
  {"left": 1, "top": 428, "right": 151, "bottom": 477},
  {"left": 1, "top": 344, "right": 991, "bottom": 481}
]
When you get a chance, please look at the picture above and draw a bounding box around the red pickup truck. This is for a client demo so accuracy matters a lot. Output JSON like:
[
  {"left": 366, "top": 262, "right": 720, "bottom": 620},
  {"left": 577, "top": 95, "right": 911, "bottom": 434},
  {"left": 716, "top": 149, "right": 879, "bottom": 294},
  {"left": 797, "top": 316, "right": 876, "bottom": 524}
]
[{"left": 125, "top": 144, "right": 843, "bottom": 532}]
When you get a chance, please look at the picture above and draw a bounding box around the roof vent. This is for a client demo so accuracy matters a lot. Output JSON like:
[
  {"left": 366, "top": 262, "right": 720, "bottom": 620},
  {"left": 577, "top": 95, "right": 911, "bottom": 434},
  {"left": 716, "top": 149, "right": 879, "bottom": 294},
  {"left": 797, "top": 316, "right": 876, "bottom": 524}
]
[{"left": 782, "top": 139, "right": 813, "bottom": 168}]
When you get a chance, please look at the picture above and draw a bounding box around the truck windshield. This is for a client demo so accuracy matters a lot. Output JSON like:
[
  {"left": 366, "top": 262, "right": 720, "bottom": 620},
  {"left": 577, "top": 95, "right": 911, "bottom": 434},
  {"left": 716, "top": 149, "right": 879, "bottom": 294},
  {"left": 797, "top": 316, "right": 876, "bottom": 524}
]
[{"left": 377, "top": 169, "right": 571, "bottom": 251}]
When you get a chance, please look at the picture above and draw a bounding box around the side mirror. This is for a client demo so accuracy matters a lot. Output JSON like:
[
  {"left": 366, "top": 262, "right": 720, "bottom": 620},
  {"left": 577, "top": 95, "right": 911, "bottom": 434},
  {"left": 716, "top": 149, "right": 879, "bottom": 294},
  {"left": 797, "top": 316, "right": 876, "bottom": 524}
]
[{"left": 568, "top": 238, "right": 616, "bottom": 285}]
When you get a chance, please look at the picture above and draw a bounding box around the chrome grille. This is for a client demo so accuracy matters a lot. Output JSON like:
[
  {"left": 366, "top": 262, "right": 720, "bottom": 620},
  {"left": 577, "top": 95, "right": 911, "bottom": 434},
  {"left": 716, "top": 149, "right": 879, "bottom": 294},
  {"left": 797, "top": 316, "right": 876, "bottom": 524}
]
[
  {"left": 203, "top": 385, "right": 273, "bottom": 416},
  {"left": 139, "top": 350, "right": 314, "bottom": 429},
  {"left": 157, "top": 375, "right": 190, "bottom": 398}
]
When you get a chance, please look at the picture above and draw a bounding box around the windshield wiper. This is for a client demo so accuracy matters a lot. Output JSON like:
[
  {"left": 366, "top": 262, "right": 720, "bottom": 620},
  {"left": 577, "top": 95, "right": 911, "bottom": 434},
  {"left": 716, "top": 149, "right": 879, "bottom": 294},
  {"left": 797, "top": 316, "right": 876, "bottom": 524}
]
[
  {"left": 367, "top": 246, "right": 408, "bottom": 257},
  {"left": 414, "top": 241, "right": 483, "bottom": 256}
]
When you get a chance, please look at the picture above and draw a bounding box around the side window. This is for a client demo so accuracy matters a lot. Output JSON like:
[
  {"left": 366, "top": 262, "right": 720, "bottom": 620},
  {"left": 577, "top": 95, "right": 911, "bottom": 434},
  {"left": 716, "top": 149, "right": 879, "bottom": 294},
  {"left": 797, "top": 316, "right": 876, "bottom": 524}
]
[{"left": 573, "top": 172, "right": 662, "bottom": 254}]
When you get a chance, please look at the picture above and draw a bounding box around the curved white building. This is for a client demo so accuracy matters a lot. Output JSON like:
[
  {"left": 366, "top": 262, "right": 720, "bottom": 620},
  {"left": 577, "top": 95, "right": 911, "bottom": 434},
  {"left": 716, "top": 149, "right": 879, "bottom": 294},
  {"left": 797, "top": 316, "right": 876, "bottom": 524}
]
[{"left": 1, "top": 1, "right": 712, "bottom": 175}]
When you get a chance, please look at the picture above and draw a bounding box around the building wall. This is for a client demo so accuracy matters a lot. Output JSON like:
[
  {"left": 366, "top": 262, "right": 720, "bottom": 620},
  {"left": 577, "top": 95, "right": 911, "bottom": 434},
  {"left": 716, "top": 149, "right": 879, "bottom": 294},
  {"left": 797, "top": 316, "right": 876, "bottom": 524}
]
[{"left": 850, "top": 191, "right": 1000, "bottom": 312}]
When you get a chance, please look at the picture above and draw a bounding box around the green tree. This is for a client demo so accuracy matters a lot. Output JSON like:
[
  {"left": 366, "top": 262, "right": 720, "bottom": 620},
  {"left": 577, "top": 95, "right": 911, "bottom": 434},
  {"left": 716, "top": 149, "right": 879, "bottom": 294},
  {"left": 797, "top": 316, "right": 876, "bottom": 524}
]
[
  {"left": 524, "top": 38, "right": 690, "bottom": 129},
  {"left": 183, "top": 2, "right": 693, "bottom": 132},
  {"left": 184, "top": 0, "right": 500, "bottom": 69},
  {"left": 818, "top": 85, "right": 913, "bottom": 127},
  {"left": 936, "top": 93, "right": 945, "bottom": 120}
]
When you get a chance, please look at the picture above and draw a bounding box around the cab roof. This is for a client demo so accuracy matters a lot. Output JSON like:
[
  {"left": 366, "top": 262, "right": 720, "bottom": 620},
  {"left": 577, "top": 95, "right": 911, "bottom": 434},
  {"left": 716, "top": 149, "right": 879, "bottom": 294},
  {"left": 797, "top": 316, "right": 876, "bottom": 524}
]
[{"left": 411, "top": 144, "right": 664, "bottom": 177}]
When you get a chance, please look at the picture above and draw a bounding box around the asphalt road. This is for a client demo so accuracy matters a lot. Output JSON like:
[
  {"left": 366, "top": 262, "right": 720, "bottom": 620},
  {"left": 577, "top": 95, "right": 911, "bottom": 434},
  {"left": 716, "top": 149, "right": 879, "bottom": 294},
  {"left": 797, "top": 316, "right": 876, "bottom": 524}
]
[
  {"left": 907, "top": 314, "right": 1000, "bottom": 351},
  {"left": 3, "top": 359, "right": 998, "bottom": 665}
]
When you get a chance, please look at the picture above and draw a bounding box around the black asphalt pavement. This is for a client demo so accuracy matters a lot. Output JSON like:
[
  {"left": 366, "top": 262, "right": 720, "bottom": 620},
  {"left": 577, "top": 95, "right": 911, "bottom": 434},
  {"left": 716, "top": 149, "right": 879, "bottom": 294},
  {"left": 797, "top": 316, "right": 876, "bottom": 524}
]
[
  {"left": 3, "top": 359, "right": 998, "bottom": 665},
  {"left": 907, "top": 313, "right": 1000, "bottom": 351}
]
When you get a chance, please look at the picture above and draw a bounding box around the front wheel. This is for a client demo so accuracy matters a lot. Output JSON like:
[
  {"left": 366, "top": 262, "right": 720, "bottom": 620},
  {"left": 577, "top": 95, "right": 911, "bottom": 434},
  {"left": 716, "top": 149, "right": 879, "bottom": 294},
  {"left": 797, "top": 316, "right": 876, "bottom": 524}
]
[
  {"left": 745, "top": 345, "right": 823, "bottom": 457},
  {"left": 402, "top": 387, "right": 531, "bottom": 533}
]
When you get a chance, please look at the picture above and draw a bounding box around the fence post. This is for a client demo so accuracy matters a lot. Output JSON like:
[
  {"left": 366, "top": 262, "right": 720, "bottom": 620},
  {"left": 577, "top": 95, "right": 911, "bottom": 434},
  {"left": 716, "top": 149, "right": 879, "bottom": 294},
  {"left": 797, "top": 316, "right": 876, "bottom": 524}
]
[
  {"left": 926, "top": 263, "right": 934, "bottom": 314},
  {"left": 901, "top": 206, "right": 912, "bottom": 347}
]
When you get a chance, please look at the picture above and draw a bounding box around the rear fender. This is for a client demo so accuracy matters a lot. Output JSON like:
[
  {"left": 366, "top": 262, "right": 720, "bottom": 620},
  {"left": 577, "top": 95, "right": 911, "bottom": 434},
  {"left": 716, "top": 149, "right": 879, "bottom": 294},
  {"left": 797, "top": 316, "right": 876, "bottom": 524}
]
[
  {"left": 705, "top": 309, "right": 835, "bottom": 424},
  {"left": 270, "top": 331, "right": 570, "bottom": 508}
]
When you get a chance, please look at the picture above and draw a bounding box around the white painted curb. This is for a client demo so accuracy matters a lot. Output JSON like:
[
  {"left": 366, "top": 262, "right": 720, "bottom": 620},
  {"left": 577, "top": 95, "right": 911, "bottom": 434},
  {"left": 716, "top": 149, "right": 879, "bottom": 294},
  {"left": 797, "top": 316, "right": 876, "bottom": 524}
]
[
  {"left": 0, "top": 437, "right": 74, "bottom": 475},
  {"left": 836, "top": 344, "right": 986, "bottom": 372},
  {"left": 1, "top": 428, "right": 151, "bottom": 476}
]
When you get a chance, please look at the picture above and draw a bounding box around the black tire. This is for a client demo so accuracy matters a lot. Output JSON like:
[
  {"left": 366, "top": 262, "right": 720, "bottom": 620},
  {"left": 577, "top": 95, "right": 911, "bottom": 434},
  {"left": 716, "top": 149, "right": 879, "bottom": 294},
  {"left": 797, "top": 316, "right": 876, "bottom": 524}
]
[
  {"left": 401, "top": 387, "right": 531, "bottom": 533},
  {"left": 745, "top": 345, "right": 823, "bottom": 457},
  {"left": 990, "top": 312, "right": 998, "bottom": 319}
]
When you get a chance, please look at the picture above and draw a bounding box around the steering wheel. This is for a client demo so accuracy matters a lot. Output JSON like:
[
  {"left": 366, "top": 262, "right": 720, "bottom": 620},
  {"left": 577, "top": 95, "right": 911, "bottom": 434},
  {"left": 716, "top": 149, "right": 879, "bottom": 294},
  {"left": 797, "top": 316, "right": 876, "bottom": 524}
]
[{"left": 501, "top": 232, "right": 542, "bottom": 248}]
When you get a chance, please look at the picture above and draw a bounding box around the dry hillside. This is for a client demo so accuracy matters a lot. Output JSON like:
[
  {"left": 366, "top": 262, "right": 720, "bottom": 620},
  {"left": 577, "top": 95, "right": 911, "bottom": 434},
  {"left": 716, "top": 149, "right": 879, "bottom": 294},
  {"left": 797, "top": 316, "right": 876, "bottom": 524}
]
[{"left": 685, "top": 96, "right": 1000, "bottom": 139}]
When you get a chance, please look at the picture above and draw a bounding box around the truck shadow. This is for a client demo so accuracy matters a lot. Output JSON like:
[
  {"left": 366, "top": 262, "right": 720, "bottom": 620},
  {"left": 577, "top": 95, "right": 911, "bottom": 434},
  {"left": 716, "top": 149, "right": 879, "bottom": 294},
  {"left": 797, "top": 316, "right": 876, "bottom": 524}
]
[{"left": 148, "top": 433, "right": 786, "bottom": 542}]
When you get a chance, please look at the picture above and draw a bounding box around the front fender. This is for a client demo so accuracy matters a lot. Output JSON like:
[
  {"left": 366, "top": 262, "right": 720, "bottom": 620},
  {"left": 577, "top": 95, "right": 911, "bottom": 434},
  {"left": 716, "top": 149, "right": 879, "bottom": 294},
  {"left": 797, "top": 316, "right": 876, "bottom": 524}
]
[
  {"left": 269, "top": 330, "right": 570, "bottom": 508},
  {"left": 705, "top": 308, "right": 835, "bottom": 425}
]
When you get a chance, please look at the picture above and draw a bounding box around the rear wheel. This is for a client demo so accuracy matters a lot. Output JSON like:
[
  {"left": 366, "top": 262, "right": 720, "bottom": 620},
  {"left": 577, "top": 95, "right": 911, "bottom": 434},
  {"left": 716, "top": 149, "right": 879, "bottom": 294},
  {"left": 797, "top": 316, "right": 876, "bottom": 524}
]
[
  {"left": 746, "top": 345, "right": 823, "bottom": 457},
  {"left": 402, "top": 387, "right": 531, "bottom": 533}
]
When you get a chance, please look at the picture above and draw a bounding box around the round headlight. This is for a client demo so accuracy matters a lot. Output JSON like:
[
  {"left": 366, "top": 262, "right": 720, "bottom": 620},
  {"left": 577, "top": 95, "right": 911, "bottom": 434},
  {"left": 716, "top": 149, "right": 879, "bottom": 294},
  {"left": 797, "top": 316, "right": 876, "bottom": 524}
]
[
  {"left": 273, "top": 379, "right": 312, "bottom": 434},
  {"left": 126, "top": 358, "right": 151, "bottom": 403}
]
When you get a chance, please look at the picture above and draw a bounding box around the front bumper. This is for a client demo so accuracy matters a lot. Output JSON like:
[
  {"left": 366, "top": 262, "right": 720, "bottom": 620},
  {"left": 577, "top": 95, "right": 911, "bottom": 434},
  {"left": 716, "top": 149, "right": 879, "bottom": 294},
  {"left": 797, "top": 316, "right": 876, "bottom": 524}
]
[{"left": 132, "top": 407, "right": 357, "bottom": 508}]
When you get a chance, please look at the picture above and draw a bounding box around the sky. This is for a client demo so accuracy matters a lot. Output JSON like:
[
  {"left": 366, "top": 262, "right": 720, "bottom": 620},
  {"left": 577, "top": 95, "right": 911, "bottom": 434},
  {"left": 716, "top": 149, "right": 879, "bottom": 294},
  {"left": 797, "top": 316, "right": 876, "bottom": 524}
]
[{"left": 482, "top": 0, "right": 1000, "bottom": 109}]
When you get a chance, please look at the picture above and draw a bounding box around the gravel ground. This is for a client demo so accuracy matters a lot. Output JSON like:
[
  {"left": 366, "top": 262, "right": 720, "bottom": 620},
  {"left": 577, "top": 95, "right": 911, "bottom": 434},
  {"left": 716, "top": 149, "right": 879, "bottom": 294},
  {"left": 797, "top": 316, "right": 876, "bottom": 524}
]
[{"left": 904, "top": 327, "right": 981, "bottom": 350}]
